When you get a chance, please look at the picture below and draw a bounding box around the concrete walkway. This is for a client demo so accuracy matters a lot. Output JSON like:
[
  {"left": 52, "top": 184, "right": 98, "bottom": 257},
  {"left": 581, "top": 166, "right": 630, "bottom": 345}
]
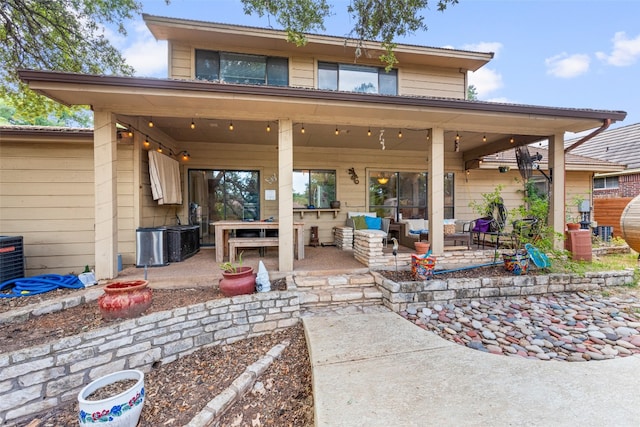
[{"left": 303, "top": 311, "right": 640, "bottom": 427}]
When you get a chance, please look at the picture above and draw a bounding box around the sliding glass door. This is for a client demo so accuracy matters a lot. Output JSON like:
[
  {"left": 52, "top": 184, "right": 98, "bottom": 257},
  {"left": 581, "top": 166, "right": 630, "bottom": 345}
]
[{"left": 188, "top": 169, "right": 260, "bottom": 246}]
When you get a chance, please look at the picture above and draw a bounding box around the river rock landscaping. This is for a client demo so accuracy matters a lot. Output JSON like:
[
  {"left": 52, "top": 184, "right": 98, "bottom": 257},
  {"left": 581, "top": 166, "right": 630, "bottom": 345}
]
[{"left": 401, "top": 291, "right": 640, "bottom": 361}]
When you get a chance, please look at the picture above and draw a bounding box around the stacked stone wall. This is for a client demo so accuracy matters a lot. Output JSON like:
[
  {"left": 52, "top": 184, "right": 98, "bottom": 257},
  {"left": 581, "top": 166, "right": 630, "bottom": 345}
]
[
  {"left": 373, "top": 270, "right": 635, "bottom": 313},
  {"left": 0, "top": 291, "right": 299, "bottom": 425}
]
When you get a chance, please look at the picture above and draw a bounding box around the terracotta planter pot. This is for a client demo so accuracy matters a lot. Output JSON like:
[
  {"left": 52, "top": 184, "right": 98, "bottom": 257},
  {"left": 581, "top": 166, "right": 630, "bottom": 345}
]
[
  {"left": 78, "top": 369, "right": 145, "bottom": 426},
  {"left": 219, "top": 266, "right": 256, "bottom": 297},
  {"left": 414, "top": 241, "right": 431, "bottom": 254},
  {"left": 566, "top": 223, "right": 580, "bottom": 231},
  {"left": 98, "top": 280, "right": 152, "bottom": 320}
]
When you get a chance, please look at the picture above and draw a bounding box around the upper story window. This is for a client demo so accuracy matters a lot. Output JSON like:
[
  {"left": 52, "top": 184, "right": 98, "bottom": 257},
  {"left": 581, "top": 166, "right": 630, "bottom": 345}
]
[
  {"left": 318, "top": 62, "right": 397, "bottom": 95},
  {"left": 594, "top": 176, "right": 619, "bottom": 189},
  {"left": 195, "top": 50, "right": 288, "bottom": 86}
]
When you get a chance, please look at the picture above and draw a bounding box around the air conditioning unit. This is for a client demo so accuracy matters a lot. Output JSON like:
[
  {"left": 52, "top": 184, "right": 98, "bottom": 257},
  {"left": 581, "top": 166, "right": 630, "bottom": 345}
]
[{"left": 0, "top": 236, "right": 25, "bottom": 283}]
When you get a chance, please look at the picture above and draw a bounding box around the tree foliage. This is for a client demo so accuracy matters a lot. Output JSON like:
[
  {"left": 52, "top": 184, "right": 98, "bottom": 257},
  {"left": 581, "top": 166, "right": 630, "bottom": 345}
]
[
  {"left": 245, "top": 0, "right": 459, "bottom": 70},
  {"left": 1, "top": 0, "right": 458, "bottom": 124},
  {"left": 0, "top": 0, "right": 141, "bottom": 124},
  {"left": 467, "top": 84, "right": 478, "bottom": 100}
]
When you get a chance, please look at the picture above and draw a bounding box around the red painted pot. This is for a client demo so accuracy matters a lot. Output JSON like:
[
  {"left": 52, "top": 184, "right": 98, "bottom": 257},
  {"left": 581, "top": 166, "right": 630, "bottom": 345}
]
[
  {"left": 98, "top": 280, "right": 152, "bottom": 320},
  {"left": 219, "top": 266, "right": 256, "bottom": 297}
]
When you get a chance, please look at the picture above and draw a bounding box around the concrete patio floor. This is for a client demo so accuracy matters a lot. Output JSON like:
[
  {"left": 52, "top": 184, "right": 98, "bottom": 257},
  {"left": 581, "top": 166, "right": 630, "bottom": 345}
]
[{"left": 114, "top": 244, "right": 377, "bottom": 289}]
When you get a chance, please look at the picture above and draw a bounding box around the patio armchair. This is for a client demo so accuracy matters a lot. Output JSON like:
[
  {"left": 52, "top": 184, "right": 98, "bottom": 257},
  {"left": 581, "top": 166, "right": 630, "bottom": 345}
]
[{"left": 346, "top": 212, "right": 391, "bottom": 247}]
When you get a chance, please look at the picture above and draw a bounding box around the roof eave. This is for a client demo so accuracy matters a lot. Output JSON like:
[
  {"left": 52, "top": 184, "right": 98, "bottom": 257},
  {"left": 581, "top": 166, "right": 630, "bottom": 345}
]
[{"left": 17, "top": 70, "right": 628, "bottom": 125}]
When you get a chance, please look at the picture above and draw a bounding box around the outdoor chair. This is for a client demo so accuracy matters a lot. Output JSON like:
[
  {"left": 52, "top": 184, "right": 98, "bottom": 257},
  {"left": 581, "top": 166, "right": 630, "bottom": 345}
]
[{"left": 472, "top": 201, "right": 513, "bottom": 248}]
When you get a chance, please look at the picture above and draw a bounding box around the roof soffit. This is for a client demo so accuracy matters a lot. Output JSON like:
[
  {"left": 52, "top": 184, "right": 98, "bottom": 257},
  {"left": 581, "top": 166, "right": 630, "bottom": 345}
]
[
  {"left": 18, "top": 70, "right": 627, "bottom": 153},
  {"left": 143, "top": 14, "right": 492, "bottom": 71}
]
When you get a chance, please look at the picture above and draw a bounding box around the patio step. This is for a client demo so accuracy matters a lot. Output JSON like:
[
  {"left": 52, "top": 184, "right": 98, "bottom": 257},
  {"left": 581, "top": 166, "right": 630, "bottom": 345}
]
[
  {"left": 295, "top": 273, "right": 383, "bottom": 311},
  {"left": 294, "top": 273, "right": 375, "bottom": 290}
]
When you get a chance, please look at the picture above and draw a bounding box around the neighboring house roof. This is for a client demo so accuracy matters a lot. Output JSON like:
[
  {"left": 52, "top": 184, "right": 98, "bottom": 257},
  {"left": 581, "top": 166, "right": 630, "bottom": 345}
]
[
  {"left": 565, "top": 122, "right": 640, "bottom": 169},
  {"left": 480, "top": 146, "right": 626, "bottom": 173},
  {"left": 0, "top": 125, "right": 92, "bottom": 140}
]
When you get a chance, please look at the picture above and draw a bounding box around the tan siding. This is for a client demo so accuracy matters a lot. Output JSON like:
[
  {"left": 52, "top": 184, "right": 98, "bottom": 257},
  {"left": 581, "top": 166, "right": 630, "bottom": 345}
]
[
  {"left": 169, "top": 42, "right": 192, "bottom": 80},
  {"left": 399, "top": 65, "right": 465, "bottom": 98},
  {"left": 0, "top": 139, "right": 96, "bottom": 276},
  {"left": 565, "top": 173, "right": 592, "bottom": 223},
  {"left": 0, "top": 138, "right": 139, "bottom": 275},
  {"left": 290, "top": 56, "right": 314, "bottom": 88}
]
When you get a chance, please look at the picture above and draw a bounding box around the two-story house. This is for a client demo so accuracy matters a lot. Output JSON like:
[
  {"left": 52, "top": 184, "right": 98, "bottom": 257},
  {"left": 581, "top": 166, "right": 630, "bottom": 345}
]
[{"left": 8, "top": 14, "right": 627, "bottom": 279}]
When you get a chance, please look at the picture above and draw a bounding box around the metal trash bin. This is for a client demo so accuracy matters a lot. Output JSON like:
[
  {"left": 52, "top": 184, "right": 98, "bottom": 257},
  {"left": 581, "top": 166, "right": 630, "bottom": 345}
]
[
  {"left": 596, "top": 226, "right": 613, "bottom": 242},
  {"left": 136, "top": 227, "right": 168, "bottom": 267}
]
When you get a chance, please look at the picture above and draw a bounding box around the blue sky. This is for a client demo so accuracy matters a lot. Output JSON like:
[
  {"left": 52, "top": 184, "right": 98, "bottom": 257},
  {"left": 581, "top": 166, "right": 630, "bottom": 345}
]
[{"left": 109, "top": 0, "right": 640, "bottom": 129}]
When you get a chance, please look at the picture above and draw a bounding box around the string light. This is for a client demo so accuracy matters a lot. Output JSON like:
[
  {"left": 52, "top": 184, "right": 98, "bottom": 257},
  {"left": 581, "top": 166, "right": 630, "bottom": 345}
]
[
  {"left": 335, "top": 127, "right": 339, "bottom": 135},
  {"left": 122, "top": 123, "right": 189, "bottom": 160},
  {"left": 127, "top": 129, "right": 133, "bottom": 137},
  {"left": 510, "top": 136, "right": 515, "bottom": 144},
  {"left": 266, "top": 123, "right": 271, "bottom": 132},
  {"left": 148, "top": 117, "right": 154, "bottom": 128},
  {"left": 398, "top": 129, "right": 403, "bottom": 138},
  {"left": 367, "top": 128, "right": 371, "bottom": 137},
  {"left": 301, "top": 124, "right": 305, "bottom": 134},
  {"left": 455, "top": 133, "right": 460, "bottom": 141},
  {"left": 482, "top": 135, "right": 487, "bottom": 142},
  {"left": 190, "top": 120, "right": 196, "bottom": 130},
  {"left": 229, "top": 121, "right": 234, "bottom": 131}
]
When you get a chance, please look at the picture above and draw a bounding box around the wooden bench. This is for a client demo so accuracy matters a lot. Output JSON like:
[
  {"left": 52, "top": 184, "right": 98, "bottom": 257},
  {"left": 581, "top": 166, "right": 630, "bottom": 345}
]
[{"left": 227, "top": 237, "right": 279, "bottom": 263}]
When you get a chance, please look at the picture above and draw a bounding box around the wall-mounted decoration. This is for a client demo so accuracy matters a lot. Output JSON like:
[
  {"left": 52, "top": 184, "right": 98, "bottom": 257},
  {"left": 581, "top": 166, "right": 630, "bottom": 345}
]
[
  {"left": 265, "top": 173, "right": 277, "bottom": 184},
  {"left": 348, "top": 168, "right": 359, "bottom": 184}
]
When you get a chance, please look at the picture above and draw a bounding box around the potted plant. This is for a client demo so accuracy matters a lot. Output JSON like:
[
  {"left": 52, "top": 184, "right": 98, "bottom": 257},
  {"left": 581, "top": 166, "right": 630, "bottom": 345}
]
[
  {"left": 98, "top": 279, "right": 152, "bottom": 320},
  {"left": 78, "top": 369, "right": 145, "bottom": 426},
  {"left": 566, "top": 194, "right": 589, "bottom": 230},
  {"left": 219, "top": 252, "right": 256, "bottom": 296}
]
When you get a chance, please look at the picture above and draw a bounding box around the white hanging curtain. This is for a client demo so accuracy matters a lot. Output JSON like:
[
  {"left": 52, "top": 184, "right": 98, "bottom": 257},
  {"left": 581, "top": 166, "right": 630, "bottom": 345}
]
[{"left": 148, "top": 150, "right": 182, "bottom": 205}]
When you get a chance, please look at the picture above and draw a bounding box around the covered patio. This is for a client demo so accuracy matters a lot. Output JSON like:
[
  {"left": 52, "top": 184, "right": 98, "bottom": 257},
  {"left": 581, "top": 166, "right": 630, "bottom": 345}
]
[{"left": 18, "top": 70, "right": 626, "bottom": 280}]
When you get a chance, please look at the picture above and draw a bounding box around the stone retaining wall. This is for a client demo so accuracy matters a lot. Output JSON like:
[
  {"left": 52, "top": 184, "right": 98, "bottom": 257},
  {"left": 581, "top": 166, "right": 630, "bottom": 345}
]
[
  {"left": 372, "top": 270, "right": 635, "bottom": 312},
  {"left": 0, "top": 291, "right": 299, "bottom": 425}
]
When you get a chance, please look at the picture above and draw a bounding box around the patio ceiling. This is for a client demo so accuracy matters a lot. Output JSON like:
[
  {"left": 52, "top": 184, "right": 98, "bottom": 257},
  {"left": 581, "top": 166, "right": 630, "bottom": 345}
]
[{"left": 19, "top": 70, "right": 627, "bottom": 157}]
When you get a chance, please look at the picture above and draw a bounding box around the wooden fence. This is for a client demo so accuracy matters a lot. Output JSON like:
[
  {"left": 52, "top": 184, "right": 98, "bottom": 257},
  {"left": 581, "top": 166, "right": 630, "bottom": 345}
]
[{"left": 593, "top": 197, "right": 633, "bottom": 238}]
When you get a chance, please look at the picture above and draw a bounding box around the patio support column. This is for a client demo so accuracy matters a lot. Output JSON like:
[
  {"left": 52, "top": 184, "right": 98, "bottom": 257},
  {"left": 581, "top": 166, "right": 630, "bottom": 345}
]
[
  {"left": 93, "top": 110, "right": 119, "bottom": 279},
  {"left": 428, "top": 127, "right": 445, "bottom": 254},
  {"left": 548, "top": 132, "right": 565, "bottom": 251},
  {"left": 278, "top": 118, "right": 294, "bottom": 272}
]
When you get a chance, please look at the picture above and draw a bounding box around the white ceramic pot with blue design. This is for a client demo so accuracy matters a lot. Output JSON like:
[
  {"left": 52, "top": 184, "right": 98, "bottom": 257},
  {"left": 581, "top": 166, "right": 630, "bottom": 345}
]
[{"left": 77, "top": 369, "right": 145, "bottom": 426}]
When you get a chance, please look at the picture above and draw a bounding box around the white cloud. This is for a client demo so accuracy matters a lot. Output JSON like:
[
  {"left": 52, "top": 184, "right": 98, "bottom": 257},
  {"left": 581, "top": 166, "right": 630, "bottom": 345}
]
[
  {"left": 545, "top": 53, "right": 590, "bottom": 78},
  {"left": 462, "top": 42, "right": 503, "bottom": 59},
  {"left": 468, "top": 67, "right": 503, "bottom": 98},
  {"left": 124, "top": 38, "right": 168, "bottom": 77},
  {"left": 596, "top": 31, "right": 640, "bottom": 66},
  {"left": 122, "top": 21, "right": 168, "bottom": 77}
]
